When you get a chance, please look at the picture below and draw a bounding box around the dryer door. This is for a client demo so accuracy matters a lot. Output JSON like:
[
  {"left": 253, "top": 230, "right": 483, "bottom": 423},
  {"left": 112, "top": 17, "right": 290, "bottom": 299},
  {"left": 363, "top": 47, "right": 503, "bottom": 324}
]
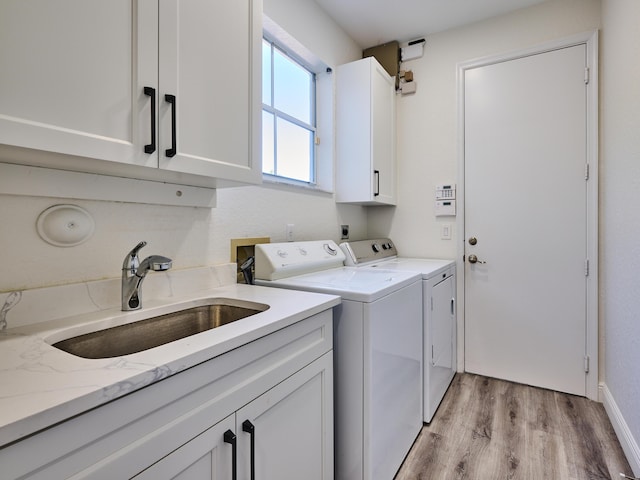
[{"left": 425, "top": 271, "right": 456, "bottom": 423}]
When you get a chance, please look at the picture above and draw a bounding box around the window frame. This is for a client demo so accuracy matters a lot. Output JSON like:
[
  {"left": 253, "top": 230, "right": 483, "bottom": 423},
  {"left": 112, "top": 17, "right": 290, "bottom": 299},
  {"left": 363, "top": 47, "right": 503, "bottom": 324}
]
[{"left": 262, "top": 37, "right": 317, "bottom": 186}]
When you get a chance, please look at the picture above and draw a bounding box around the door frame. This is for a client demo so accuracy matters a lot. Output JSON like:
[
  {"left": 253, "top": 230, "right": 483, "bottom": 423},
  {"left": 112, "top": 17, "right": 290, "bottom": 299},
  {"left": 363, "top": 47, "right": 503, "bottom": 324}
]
[{"left": 455, "top": 30, "right": 599, "bottom": 400}]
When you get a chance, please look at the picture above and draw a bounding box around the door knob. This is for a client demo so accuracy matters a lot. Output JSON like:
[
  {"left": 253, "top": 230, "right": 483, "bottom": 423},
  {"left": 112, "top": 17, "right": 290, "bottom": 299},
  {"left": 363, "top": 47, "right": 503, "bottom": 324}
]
[
  {"left": 468, "top": 237, "right": 477, "bottom": 245},
  {"left": 468, "top": 254, "right": 486, "bottom": 264}
]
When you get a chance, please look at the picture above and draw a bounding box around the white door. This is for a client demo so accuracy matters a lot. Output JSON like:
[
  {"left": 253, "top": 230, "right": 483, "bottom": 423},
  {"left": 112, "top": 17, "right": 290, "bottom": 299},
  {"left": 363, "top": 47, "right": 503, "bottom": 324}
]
[{"left": 464, "top": 45, "right": 588, "bottom": 396}]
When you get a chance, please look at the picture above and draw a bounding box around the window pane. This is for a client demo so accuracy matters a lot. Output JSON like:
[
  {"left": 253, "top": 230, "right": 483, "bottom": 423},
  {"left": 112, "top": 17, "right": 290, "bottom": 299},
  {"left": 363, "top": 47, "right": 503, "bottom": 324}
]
[
  {"left": 273, "top": 48, "right": 312, "bottom": 123},
  {"left": 262, "top": 40, "right": 272, "bottom": 106},
  {"left": 276, "top": 119, "right": 312, "bottom": 182},
  {"left": 262, "top": 111, "right": 275, "bottom": 175}
]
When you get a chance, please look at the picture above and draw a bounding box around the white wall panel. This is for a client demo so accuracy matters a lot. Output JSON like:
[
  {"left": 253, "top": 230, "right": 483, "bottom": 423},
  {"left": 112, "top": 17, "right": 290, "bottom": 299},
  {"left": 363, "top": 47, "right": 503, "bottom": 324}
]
[{"left": 601, "top": 0, "right": 640, "bottom": 473}]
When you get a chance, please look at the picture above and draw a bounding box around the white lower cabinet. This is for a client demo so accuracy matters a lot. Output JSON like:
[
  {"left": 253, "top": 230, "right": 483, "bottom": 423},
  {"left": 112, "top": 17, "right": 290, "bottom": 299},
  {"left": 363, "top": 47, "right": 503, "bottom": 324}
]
[
  {"left": 0, "top": 311, "right": 333, "bottom": 480},
  {"left": 135, "top": 353, "right": 333, "bottom": 480}
]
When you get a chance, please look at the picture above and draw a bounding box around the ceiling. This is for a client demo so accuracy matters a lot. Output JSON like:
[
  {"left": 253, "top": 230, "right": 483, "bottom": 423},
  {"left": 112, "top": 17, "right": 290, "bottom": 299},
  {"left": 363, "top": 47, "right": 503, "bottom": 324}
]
[{"left": 313, "top": 0, "right": 548, "bottom": 48}]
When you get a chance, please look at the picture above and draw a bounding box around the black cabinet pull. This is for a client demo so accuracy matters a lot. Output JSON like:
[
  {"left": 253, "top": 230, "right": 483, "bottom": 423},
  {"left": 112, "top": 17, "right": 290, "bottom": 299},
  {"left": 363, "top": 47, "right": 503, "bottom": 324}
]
[
  {"left": 165, "top": 94, "right": 177, "bottom": 157},
  {"left": 374, "top": 169, "right": 380, "bottom": 196},
  {"left": 223, "top": 429, "right": 237, "bottom": 480},
  {"left": 143, "top": 87, "right": 156, "bottom": 154},
  {"left": 242, "top": 420, "right": 256, "bottom": 480}
]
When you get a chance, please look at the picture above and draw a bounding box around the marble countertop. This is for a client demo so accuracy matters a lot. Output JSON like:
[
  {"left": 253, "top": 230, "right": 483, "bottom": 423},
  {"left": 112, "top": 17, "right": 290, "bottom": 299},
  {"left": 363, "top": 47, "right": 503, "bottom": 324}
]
[{"left": 0, "top": 283, "right": 340, "bottom": 448}]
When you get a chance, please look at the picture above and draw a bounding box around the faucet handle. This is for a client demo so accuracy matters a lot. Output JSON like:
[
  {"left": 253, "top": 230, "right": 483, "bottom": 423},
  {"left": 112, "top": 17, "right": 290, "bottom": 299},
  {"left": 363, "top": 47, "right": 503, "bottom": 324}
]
[
  {"left": 123, "top": 241, "right": 147, "bottom": 270},
  {"left": 129, "top": 241, "right": 147, "bottom": 257}
]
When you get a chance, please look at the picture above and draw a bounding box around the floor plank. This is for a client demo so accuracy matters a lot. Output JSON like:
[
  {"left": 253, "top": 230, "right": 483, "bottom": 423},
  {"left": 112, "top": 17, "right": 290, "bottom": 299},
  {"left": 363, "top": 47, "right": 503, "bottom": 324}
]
[{"left": 395, "top": 373, "right": 633, "bottom": 480}]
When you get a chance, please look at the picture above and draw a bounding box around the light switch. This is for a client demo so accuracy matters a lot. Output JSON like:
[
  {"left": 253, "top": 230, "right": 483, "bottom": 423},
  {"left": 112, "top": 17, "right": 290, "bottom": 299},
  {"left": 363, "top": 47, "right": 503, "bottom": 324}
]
[{"left": 441, "top": 224, "right": 452, "bottom": 240}]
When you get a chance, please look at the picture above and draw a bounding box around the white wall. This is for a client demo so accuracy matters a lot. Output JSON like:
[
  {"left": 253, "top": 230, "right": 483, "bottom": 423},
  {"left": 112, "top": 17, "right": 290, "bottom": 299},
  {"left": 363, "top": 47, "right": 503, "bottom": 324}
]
[
  {"left": 0, "top": 0, "right": 364, "bottom": 293},
  {"left": 367, "top": 0, "right": 602, "bottom": 258},
  {"left": 601, "top": 0, "right": 640, "bottom": 472}
]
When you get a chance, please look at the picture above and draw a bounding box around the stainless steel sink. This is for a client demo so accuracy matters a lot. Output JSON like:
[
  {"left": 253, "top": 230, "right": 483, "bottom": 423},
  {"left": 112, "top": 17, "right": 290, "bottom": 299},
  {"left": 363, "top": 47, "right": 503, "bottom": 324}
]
[{"left": 52, "top": 299, "right": 269, "bottom": 359}]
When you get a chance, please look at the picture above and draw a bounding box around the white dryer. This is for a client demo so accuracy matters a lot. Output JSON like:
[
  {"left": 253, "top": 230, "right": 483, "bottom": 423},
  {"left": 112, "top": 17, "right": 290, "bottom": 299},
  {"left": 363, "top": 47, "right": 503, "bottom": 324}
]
[
  {"left": 254, "top": 240, "right": 423, "bottom": 480},
  {"left": 341, "top": 239, "right": 457, "bottom": 423}
]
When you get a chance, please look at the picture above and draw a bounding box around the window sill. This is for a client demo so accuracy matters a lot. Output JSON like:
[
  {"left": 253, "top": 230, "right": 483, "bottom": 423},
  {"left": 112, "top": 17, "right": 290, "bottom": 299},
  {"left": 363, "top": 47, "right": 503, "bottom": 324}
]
[{"left": 261, "top": 174, "right": 334, "bottom": 195}]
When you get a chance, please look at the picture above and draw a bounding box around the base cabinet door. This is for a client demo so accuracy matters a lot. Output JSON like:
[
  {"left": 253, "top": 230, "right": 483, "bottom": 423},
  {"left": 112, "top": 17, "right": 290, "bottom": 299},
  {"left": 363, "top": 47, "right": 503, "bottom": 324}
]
[
  {"left": 237, "top": 353, "right": 334, "bottom": 480},
  {"left": 134, "top": 415, "right": 235, "bottom": 480}
]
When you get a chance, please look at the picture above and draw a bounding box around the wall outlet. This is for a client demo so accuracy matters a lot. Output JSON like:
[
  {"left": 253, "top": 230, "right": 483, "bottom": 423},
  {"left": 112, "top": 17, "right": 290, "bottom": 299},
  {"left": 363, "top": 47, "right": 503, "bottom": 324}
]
[
  {"left": 286, "top": 224, "right": 294, "bottom": 242},
  {"left": 341, "top": 224, "right": 349, "bottom": 239}
]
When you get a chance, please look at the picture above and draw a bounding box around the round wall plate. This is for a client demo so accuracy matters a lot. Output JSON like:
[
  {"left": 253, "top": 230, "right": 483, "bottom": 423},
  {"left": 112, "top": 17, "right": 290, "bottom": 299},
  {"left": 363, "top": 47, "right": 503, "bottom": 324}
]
[{"left": 36, "top": 205, "right": 95, "bottom": 247}]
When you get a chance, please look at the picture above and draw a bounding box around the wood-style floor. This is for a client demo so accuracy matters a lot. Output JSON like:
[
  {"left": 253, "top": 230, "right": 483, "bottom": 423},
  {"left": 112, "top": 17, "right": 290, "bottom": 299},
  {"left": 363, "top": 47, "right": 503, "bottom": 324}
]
[{"left": 395, "top": 373, "right": 633, "bottom": 480}]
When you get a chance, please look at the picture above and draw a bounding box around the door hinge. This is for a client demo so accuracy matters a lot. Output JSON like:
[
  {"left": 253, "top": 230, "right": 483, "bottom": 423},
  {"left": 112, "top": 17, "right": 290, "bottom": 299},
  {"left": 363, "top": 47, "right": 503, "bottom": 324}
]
[
  {"left": 585, "top": 163, "right": 590, "bottom": 181},
  {"left": 584, "top": 67, "right": 590, "bottom": 85},
  {"left": 584, "top": 355, "right": 590, "bottom": 373},
  {"left": 584, "top": 259, "right": 590, "bottom": 276}
]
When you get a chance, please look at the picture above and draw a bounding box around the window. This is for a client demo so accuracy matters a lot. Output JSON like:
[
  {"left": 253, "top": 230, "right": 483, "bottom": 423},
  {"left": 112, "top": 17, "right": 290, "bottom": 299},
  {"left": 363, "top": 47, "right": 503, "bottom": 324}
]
[{"left": 262, "top": 38, "right": 316, "bottom": 184}]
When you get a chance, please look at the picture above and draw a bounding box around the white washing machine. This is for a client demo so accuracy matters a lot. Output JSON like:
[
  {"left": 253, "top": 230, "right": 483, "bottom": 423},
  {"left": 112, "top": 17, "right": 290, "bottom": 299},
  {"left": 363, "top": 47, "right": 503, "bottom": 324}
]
[
  {"left": 340, "top": 239, "right": 457, "bottom": 423},
  {"left": 254, "top": 240, "right": 423, "bottom": 480}
]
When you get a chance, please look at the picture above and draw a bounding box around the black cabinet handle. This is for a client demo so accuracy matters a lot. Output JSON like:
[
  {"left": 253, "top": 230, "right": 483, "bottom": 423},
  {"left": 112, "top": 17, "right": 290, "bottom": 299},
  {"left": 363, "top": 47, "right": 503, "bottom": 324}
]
[
  {"left": 242, "top": 420, "right": 255, "bottom": 480},
  {"left": 165, "top": 94, "right": 177, "bottom": 157},
  {"left": 374, "top": 170, "right": 380, "bottom": 197},
  {"left": 223, "top": 429, "right": 237, "bottom": 480},
  {"left": 143, "top": 87, "right": 156, "bottom": 154}
]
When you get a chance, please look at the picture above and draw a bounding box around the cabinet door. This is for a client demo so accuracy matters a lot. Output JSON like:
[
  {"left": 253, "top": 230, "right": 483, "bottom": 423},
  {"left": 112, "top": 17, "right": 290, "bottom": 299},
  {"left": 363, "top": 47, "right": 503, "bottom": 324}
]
[
  {"left": 158, "top": 0, "right": 261, "bottom": 184},
  {"left": 370, "top": 60, "right": 396, "bottom": 205},
  {"left": 236, "top": 352, "right": 334, "bottom": 480},
  {"left": 133, "top": 414, "right": 235, "bottom": 480},
  {"left": 335, "top": 57, "right": 396, "bottom": 205},
  {"left": 0, "top": 0, "right": 158, "bottom": 168}
]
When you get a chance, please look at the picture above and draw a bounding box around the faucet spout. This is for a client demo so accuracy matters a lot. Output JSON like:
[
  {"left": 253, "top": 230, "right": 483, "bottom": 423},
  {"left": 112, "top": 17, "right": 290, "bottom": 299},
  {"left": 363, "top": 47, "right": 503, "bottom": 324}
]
[
  {"left": 138, "top": 255, "right": 172, "bottom": 274},
  {"left": 122, "top": 242, "right": 172, "bottom": 311}
]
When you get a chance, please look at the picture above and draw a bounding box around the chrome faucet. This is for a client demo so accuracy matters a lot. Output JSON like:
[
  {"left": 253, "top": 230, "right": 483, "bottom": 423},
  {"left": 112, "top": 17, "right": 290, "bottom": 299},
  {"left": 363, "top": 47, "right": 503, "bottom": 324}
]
[{"left": 122, "top": 241, "right": 172, "bottom": 311}]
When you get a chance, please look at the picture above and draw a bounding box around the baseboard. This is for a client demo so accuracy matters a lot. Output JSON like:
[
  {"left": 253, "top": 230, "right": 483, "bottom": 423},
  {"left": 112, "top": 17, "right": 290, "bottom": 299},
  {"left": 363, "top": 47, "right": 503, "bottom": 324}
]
[{"left": 601, "top": 382, "right": 640, "bottom": 476}]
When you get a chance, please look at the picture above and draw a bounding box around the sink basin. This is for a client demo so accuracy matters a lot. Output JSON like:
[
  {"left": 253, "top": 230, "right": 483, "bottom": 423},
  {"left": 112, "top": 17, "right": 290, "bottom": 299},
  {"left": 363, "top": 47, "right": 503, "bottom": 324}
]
[{"left": 51, "top": 298, "right": 270, "bottom": 359}]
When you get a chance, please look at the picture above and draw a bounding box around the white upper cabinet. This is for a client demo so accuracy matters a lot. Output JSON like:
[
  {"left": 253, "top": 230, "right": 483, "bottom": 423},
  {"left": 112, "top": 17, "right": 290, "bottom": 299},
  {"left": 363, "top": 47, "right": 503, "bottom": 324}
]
[
  {"left": 335, "top": 57, "right": 396, "bottom": 205},
  {"left": 0, "top": 0, "right": 261, "bottom": 186},
  {"left": 0, "top": 0, "right": 155, "bottom": 168},
  {"left": 158, "top": 0, "right": 261, "bottom": 184}
]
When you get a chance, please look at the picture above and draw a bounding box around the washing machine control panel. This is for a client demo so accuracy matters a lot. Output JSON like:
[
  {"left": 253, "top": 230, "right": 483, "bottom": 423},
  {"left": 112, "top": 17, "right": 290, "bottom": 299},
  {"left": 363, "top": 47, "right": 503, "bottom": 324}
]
[{"left": 255, "top": 240, "right": 346, "bottom": 280}]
